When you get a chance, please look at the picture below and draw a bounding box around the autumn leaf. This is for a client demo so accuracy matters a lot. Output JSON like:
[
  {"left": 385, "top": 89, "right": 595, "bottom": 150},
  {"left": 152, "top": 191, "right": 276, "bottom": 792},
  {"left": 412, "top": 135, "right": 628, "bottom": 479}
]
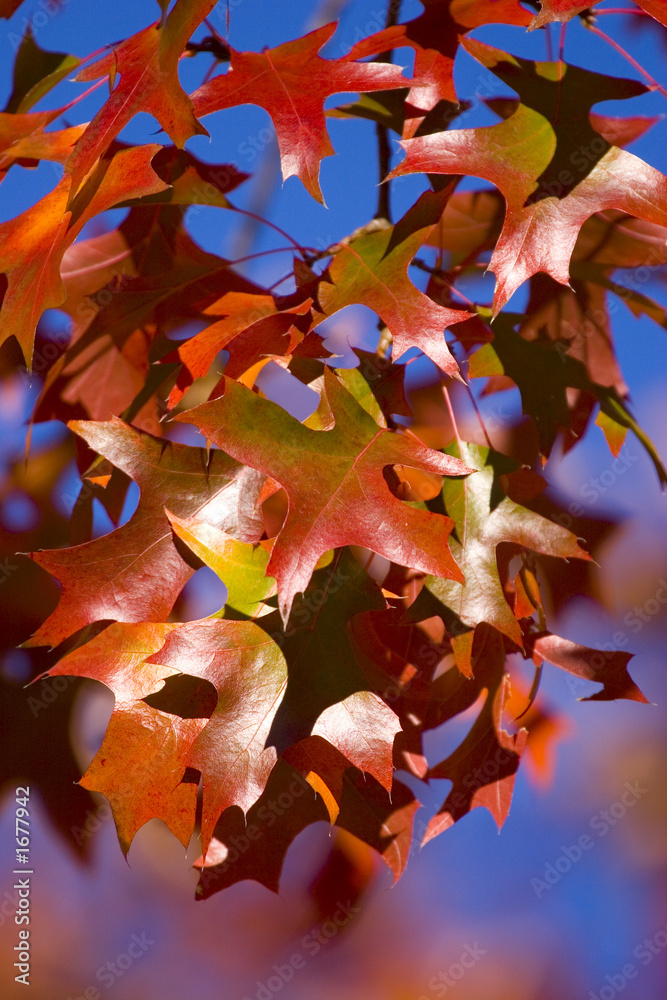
[
  {"left": 424, "top": 629, "right": 527, "bottom": 842},
  {"left": 66, "top": 0, "right": 216, "bottom": 195},
  {"left": 352, "top": 0, "right": 531, "bottom": 135},
  {"left": 525, "top": 631, "right": 649, "bottom": 703},
  {"left": 26, "top": 418, "right": 263, "bottom": 647},
  {"left": 146, "top": 617, "right": 290, "bottom": 854},
  {"left": 190, "top": 22, "right": 415, "bottom": 203},
  {"left": 529, "top": 0, "right": 667, "bottom": 30},
  {"left": 408, "top": 442, "right": 590, "bottom": 666},
  {"left": 177, "top": 369, "right": 473, "bottom": 622},
  {"left": 38, "top": 621, "right": 201, "bottom": 854},
  {"left": 316, "top": 188, "right": 471, "bottom": 377},
  {"left": 389, "top": 41, "right": 667, "bottom": 313},
  {"left": 0, "top": 143, "right": 171, "bottom": 366}
]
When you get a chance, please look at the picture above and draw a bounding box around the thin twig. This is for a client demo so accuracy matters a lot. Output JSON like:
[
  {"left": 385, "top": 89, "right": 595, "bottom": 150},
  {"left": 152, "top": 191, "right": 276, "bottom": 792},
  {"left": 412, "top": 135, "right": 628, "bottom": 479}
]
[
  {"left": 588, "top": 23, "right": 667, "bottom": 100},
  {"left": 375, "top": 0, "right": 402, "bottom": 222}
]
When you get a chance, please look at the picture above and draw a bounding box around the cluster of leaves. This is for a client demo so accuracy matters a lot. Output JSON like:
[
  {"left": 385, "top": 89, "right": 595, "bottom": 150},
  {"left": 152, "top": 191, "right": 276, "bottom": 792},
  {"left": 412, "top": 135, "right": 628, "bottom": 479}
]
[{"left": 2, "top": 0, "right": 664, "bottom": 897}]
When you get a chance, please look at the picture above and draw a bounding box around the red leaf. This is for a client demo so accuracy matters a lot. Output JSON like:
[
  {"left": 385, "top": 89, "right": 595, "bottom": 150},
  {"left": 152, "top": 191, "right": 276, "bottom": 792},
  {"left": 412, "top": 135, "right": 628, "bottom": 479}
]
[
  {"left": 316, "top": 188, "right": 472, "bottom": 377},
  {"left": 526, "top": 631, "right": 650, "bottom": 703},
  {"left": 177, "top": 369, "right": 473, "bottom": 622},
  {"left": 390, "top": 41, "right": 667, "bottom": 313},
  {"left": 146, "top": 617, "right": 290, "bottom": 854},
  {"left": 66, "top": 0, "right": 216, "bottom": 194},
  {"left": 425, "top": 631, "right": 528, "bottom": 841},
  {"left": 529, "top": 1, "right": 667, "bottom": 30},
  {"left": 191, "top": 23, "right": 414, "bottom": 203},
  {"left": 26, "top": 419, "right": 263, "bottom": 647}
]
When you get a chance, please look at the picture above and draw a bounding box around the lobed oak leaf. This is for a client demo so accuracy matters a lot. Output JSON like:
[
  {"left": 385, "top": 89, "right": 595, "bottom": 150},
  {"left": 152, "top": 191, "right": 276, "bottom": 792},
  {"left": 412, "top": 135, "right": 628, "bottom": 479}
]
[
  {"left": 193, "top": 760, "right": 329, "bottom": 897},
  {"left": 352, "top": 0, "right": 531, "bottom": 135},
  {"left": 525, "top": 631, "right": 649, "bottom": 703},
  {"left": 258, "top": 549, "right": 389, "bottom": 750},
  {"left": 190, "top": 22, "right": 415, "bottom": 203},
  {"left": 316, "top": 188, "right": 472, "bottom": 377},
  {"left": 165, "top": 510, "right": 276, "bottom": 618},
  {"left": 79, "top": 702, "right": 203, "bottom": 855},
  {"left": 26, "top": 418, "right": 263, "bottom": 647},
  {"left": 177, "top": 369, "right": 473, "bottom": 622},
  {"left": 389, "top": 42, "right": 667, "bottom": 314},
  {"left": 146, "top": 617, "right": 290, "bottom": 854},
  {"left": 0, "top": 143, "right": 170, "bottom": 367},
  {"left": 529, "top": 1, "right": 667, "bottom": 30},
  {"left": 424, "top": 630, "right": 527, "bottom": 842},
  {"left": 66, "top": 0, "right": 216, "bottom": 195},
  {"left": 39, "top": 621, "right": 202, "bottom": 854},
  {"left": 409, "top": 442, "right": 590, "bottom": 658}
]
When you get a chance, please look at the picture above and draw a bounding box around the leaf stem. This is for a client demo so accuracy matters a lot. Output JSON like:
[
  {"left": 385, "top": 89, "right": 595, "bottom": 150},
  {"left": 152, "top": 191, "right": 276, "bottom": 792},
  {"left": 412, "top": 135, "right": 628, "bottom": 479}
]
[
  {"left": 463, "top": 383, "right": 494, "bottom": 450},
  {"left": 545, "top": 23, "right": 554, "bottom": 61},
  {"left": 593, "top": 7, "right": 651, "bottom": 13},
  {"left": 442, "top": 384, "right": 463, "bottom": 453},
  {"left": 230, "top": 206, "right": 305, "bottom": 252}
]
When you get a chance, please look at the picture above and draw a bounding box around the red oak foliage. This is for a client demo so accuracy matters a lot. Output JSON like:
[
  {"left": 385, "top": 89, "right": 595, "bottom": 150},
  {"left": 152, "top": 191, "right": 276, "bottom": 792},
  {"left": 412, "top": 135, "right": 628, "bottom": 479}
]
[{"left": 1, "top": 0, "right": 663, "bottom": 900}]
